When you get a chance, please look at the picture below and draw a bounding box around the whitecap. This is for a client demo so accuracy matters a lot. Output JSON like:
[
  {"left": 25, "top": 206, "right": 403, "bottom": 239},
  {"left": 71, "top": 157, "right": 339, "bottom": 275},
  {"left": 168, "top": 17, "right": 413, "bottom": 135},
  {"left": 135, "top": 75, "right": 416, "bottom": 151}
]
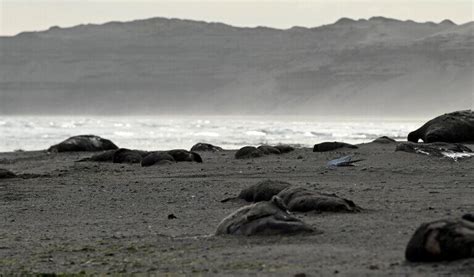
[
  {"left": 193, "top": 132, "right": 220, "bottom": 137},
  {"left": 245, "top": 130, "right": 267, "bottom": 136},
  {"left": 114, "top": 131, "right": 135, "bottom": 137}
]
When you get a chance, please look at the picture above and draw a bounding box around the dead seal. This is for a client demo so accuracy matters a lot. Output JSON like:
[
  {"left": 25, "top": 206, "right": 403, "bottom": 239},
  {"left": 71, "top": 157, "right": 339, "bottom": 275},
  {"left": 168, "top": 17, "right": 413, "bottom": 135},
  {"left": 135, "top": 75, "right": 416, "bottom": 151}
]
[
  {"left": 141, "top": 152, "right": 176, "bottom": 167},
  {"left": 216, "top": 196, "right": 318, "bottom": 236},
  {"left": 48, "top": 135, "right": 118, "bottom": 152},
  {"left": 408, "top": 110, "right": 474, "bottom": 143},
  {"left": 112, "top": 148, "right": 149, "bottom": 164},
  {"left": 221, "top": 180, "right": 292, "bottom": 203},
  {"left": 257, "top": 145, "right": 281, "bottom": 155},
  {"left": 190, "top": 143, "right": 223, "bottom": 152},
  {"left": 395, "top": 142, "right": 472, "bottom": 158},
  {"left": 405, "top": 215, "right": 474, "bottom": 262},
  {"left": 372, "top": 136, "right": 396, "bottom": 144},
  {"left": 0, "top": 169, "right": 16, "bottom": 179},
  {"left": 274, "top": 144, "right": 295, "bottom": 153},
  {"left": 77, "top": 149, "right": 117, "bottom": 162},
  {"left": 235, "top": 146, "right": 264, "bottom": 159},
  {"left": 313, "top": 142, "right": 358, "bottom": 152},
  {"left": 277, "top": 187, "right": 361, "bottom": 213},
  {"left": 167, "top": 149, "right": 202, "bottom": 163}
]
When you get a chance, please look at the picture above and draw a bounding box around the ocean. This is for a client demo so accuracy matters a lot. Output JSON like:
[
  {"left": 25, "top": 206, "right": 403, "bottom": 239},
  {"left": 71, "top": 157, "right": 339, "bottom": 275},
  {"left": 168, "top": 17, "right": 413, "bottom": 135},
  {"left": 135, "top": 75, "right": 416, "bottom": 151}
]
[{"left": 0, "top": 116, "right": 424, "bottom": 152}]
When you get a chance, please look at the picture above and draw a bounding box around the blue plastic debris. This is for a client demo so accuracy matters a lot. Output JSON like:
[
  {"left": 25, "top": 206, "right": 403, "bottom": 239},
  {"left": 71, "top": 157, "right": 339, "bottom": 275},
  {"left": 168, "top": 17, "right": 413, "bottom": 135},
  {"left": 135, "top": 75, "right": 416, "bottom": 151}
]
[{"left": 327, "top": 155, "right": 363, "bottom": 167}]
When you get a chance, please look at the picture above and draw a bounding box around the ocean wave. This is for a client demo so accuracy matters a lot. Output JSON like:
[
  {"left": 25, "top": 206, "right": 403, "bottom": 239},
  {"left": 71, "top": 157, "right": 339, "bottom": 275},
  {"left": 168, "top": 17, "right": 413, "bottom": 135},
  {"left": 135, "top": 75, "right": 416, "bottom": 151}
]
[{"left": 0, "top": 116, "right": 423, "bottom": 152}]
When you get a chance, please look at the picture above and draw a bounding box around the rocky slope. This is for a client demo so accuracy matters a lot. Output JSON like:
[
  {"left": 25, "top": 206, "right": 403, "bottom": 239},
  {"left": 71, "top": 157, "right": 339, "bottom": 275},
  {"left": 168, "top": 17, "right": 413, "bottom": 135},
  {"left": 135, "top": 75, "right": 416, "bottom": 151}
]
[{"left": 0, "top": 17, "right": 472, "bottom": 116}]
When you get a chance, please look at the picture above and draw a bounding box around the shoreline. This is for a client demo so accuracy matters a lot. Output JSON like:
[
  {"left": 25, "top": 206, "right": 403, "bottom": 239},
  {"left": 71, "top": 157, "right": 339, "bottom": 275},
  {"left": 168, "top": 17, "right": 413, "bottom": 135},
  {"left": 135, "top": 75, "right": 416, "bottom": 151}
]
[{"left": 1, "top": 142, "right": 473, "bottom": 275}]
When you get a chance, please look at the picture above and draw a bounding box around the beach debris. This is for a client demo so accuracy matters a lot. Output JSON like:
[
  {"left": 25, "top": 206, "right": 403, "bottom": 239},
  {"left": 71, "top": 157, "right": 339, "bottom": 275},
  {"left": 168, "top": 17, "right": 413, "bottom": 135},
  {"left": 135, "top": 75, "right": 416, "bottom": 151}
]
[
  {"left": 141, "top": 152, "right": 176, "bottom": 167},
  {"left": 113, "top": 148, "right": 149, "bottom": 164},
  {"left": 408, "top": 110, "right": 474, "bottom": 143},
  {"left": 313, "top": 142, "right": 358, "bottom": 152},
  {"left": 48, "top": 135, "right": 118, "bottom": 152},
  {"left": 190, "top": 143, "right": 223, "bottom": 152},
  {"left": 167, "top": 214, "right": 177, "bottom": 219},
  {"left": 275, "top": 144, "right": 295, "bottom": 153},
  {"left": 0, "top": 168, "right": 16, "bottom": 179},
  {"left": 167, "top": 149, "right": 202, "bottom": 163},
  {"left": 257, "top": 145, "right": 281, "bottom": 155},
  {"left": 327, "top": 155, "right": 363, "bottom": 167},
  {"left": 221, "top": 180, "right": 292, "bottom": 203},
  {"left": 216, "top": 196, "right": 317, "bottom": 236},
  {"left": 235, "top": 146, "right": 265, "bottom": 159},
  {"left": 277, "top": 187, "right": 361, "bottom": 213},
  {"left": 405, "top": 214, "right": 474, "bottom": 262},
  {"left": 372, "top": 136, "right": 397, "bottom": 144},
  {"left": 396, "top": 142, "right": 473, "bottom": 160}
]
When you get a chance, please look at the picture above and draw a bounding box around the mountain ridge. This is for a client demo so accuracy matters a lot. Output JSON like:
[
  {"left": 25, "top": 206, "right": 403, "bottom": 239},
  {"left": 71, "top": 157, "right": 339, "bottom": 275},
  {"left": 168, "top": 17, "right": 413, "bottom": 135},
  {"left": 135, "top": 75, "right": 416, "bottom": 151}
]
[
  {"left": 9, "top": 16, "right": 467, "bottom": 38},
  {"left": 0, "top": 16, "right": 473, "bottom": 116}
]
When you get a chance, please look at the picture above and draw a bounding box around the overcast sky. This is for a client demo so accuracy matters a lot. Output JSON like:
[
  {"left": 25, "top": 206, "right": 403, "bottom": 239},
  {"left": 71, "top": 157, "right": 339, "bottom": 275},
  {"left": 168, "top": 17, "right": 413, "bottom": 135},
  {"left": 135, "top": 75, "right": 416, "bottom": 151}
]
[{"left": 1, "top": 0, "right": 473, "bottom": 36}]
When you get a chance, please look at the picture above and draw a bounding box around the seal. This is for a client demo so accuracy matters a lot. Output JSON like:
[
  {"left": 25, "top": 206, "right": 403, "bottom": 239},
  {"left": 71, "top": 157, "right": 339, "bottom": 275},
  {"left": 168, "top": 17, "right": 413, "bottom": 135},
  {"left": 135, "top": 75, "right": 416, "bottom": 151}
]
[
  {"left": 372, "top": 136, "right": 396, "bottom": 144},
  {"left": 190, "top": 143, "right": 223, "bottom": 152},
  {"left": 257, "top": 145, "right": 281, "bottom": 155},
  {"left": 216, "top": 196, "right": 318, "bottom": 236},
  {"left": 277, "top": 187, "right": 361, "bottom": 213},
  {"left": 313, "top": 142, "right": 358, "bottom": 152},
  {"left": 48, "top": 135, "right": 118, "bottom": 152},
  {"left": 395, "top": 142, "right": 472, "bottom": 157},
  {"left": 77, "top": 149, "right": 117, "bottom": 162},
  {"left": 112, "top": 148, "right": 149, "bottom": 164},
  {"left": 221, "top": 179, "right": 292, "bottom": 203},
  {"left": 167, "top": 149, "right": 203, "bottom": 163},
  {"left": 235, "top": 146, "right": 264, "bottom": 159},
  {"left": 274, "top": 144, "right": 295, "bottom": 153},
  {"left": 141, "top": 152, "right": 176, "bottom": 167},
  {"left": 405, "top": 215, "right": 474, "bottom": 262},
  {"left": 0, "top": 168, "right": 16, "bottom": 179},
  {"left": 408, "top": 110, "right": 474, "bottom": 143}
]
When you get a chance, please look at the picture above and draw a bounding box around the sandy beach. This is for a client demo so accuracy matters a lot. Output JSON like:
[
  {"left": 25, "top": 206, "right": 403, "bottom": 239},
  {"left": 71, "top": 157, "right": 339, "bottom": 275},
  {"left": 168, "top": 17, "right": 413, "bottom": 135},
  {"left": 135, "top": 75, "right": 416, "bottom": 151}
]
[{"left": 1, "top": 142, "right": 473, "bottom": 275}]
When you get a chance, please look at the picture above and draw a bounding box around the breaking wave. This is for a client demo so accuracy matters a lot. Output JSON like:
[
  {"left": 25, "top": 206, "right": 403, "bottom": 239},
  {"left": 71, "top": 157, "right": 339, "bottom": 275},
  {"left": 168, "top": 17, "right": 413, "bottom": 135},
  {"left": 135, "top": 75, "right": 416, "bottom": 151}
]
[{"left": 0, "top": 115, "right": 423, "bottom": 152}]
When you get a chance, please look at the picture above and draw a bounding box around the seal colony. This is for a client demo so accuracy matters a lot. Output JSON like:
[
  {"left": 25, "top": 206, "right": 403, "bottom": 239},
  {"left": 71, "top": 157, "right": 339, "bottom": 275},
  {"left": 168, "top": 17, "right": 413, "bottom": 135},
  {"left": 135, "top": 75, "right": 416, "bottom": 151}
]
[{"left": 1, "top": 111, "right": 473, "bottom": 275}]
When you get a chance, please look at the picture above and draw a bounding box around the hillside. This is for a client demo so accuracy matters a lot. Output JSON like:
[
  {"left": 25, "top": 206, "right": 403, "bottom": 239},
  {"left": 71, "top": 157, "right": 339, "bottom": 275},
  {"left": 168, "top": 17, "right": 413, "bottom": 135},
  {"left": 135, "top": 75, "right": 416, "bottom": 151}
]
[{"left": 0, "top": 17, "right": 472, "bottom": 116}]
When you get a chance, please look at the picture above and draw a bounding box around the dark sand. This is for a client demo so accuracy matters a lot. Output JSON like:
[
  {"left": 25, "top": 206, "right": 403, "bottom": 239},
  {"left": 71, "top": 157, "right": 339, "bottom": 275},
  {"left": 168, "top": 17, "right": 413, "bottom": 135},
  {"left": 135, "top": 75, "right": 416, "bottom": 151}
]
[{"left": 1, "top": 143, "right": 473, "bottom": 275}]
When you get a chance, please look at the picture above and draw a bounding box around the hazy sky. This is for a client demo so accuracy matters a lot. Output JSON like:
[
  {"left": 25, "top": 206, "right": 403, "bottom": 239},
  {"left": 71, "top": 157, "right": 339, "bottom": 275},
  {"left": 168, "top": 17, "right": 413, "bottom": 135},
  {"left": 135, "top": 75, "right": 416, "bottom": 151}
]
[{"left": 1, "top": 0, "right": 473, "bottom": 36}]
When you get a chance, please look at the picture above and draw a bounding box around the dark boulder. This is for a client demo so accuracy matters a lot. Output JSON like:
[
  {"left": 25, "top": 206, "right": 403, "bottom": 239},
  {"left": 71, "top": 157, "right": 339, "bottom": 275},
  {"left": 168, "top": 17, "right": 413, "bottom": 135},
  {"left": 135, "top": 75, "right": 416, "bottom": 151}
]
[
  {"left": 216, "top": 196, "right": 317, "bottom": 236},
  {"left": 395, "top": 142, "right": 472, "bottom": 157},
  {"left": 235, "top": 146, "right": 265, "bottom": 159},
  {"left": 313, "top": 142, "right": 358, "bottom": 152},
  {"left": 277, "top": 187, "right": 361, "bottom": 213},
  {"left": 141, "top": 152, "right": 176, "bottom": 167},
  {"left": 190, "top": 143, "right": 223, "bottom": 152},
  {"left": 257, "top": 145, "right": 281, "bottom": 155},
  {"left": 167, "top": 149, "right": 202, "bottom": 163},
  {"left": 112, "top": 148, "right": 149, "bottom": 164},
  {"left": 48, "top": 135, "right": 118, "bottom": 152},
  {"left": 0, "top": 169, "right": 16, "bottom": 179},
  {"left": 405, "top": 215, "right": 474, "bottom": 262},
  {"left": 274, "top": 144, "right": 295, "bottom": 153},
  {"left": 372, "top": 136, "right": 396, "bottom": 144},
  {"left": 408, "top": 110, "right": 474, "bottom": 143},
  {"left": 222, "top": 180, "right": 292, "bottom": 203}
]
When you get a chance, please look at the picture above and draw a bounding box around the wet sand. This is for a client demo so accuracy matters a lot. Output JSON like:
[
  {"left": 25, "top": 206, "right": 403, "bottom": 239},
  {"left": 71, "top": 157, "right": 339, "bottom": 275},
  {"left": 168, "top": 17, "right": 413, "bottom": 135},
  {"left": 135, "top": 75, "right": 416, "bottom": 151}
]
[{"left": 0, "top": 142, "right": 473, "bottom": 275}]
